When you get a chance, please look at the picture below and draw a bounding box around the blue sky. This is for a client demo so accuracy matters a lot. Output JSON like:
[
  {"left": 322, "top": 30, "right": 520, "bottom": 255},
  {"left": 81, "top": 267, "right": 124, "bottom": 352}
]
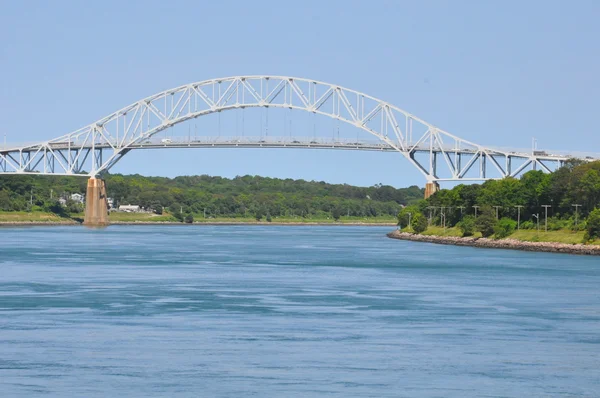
[{"left": 1, "top": 0, "right": 598, "bottom": 188}]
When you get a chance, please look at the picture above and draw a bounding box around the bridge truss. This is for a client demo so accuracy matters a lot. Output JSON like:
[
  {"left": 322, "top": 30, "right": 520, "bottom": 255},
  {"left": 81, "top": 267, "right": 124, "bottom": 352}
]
[{"left": 0, "top": 76, "right": 591, "bottom": 181}]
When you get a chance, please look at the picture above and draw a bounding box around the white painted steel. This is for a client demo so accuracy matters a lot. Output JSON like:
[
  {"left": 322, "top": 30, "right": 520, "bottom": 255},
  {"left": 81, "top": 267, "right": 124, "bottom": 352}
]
[{"left": 0, "top": 76, "right": 595, "bottom": 180}]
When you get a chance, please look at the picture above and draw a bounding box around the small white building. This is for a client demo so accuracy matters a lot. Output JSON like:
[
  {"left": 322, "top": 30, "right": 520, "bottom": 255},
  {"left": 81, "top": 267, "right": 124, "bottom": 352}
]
[
  {"left": 71, "top": 193, "right": 84, "bottom": 203},
  {"left": 118, "top": 204, "right": 141, "bottom": 213},
  {"left": 58, "top": 197, "right": 67, "bottom": 206},
  {"left": 107, "top": 197, "right": 115, "bottom": 209}
]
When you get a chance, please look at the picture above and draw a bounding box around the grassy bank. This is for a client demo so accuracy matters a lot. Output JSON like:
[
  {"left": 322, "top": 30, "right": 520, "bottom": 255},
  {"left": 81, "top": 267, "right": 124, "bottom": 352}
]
[
  {"left": 401, "top": 225, "right": 599, "bottom": 245},
  {"left": 0, "top": 211, "right": 75, "bottom": 223},
  {"left": 0, "top": 211, "right": 397, "bottom": 225}
]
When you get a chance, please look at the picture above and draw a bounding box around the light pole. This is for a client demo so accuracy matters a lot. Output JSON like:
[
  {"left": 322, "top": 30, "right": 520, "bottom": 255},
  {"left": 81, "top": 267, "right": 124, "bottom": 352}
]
[
  {"left": 572, "top": 204, "right": 582, "bottom": 229},
  {"left": 407, "top": 212, "right": 412, "bottom": 230},
  {"left": 542, "top": 205, "right": 551, "bottom": 232},
  {"left": 493, "top": 206, "right": 502, "bottom": 220},
  {"left": 473, "top": 205, "right": 480, "bottom": 218},
  {"left": 515, "top": 205, "right": 524, "bottom": 230},
  {"left": 532, "top": 213, "right": 540, "bottom": 232}
]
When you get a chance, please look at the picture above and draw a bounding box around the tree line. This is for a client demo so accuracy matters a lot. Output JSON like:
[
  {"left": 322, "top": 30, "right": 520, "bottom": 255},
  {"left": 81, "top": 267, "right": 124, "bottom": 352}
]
[
  {"left": 399, "top": 159, "right": 600, "bottom": 241},
  {"left": 0, "top": 173, "right": 424, "bottom": 220}
]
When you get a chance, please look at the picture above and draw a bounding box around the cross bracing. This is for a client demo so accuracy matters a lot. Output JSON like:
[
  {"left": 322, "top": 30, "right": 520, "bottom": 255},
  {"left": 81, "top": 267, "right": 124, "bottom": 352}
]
[{"left": 0, "top": 76, "right": 595, "bottom": 181}]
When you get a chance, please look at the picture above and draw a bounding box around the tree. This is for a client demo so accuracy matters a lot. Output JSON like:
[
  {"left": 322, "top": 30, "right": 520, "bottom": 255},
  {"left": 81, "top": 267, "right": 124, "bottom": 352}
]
[
  {"left": 397, "top": 205, "right": 420, "bottom": 229},
  {"left": 173, "top": 211, "right": 184, "bottom": 222},
  {"left": 255, "top": 209, "right": 263, "bottom": 221},
  {"left": 411, "top": 213, "right": 428, "bottom": 234},
  {"left": 457, "top": 215, "right": 476, "bottom": 237},
  {"left": 494, "top": 217, "right": 517, "bottom": 239},
  {"left": 184, "top": 214, "right": 194, "bottom": 224},
  {"left": 44, "top": 200, "right": 68, "bottom": 218},
  {"left": 475, "top": 207, "right": 497, "bottom": 238},
  {"left": 331, "top": 207, "right": 342, "bottom": 221},
  {"left": 0, "top": 190, "right": 12, "bottom": 211},
  {"left": 585, "top": 208, "right": 600, "bottom": 241}
]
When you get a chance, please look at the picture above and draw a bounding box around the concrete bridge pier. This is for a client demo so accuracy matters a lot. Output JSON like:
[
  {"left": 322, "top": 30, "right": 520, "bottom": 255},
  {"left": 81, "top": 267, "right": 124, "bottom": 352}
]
[
  {"left": 424, "top": 181, "right": 440, "bottom": 199},
  {"left": 83, "top": 178, "right": 109, "bottom": 227}
]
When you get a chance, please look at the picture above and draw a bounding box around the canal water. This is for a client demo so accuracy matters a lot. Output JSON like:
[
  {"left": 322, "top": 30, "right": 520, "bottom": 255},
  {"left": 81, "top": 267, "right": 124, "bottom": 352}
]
[{"left": 1, "top": 225, "right": 599, "bottom": 397}]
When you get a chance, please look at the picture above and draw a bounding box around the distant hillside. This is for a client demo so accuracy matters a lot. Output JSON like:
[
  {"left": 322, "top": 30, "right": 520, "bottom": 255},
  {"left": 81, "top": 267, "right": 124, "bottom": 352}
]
[{"left": 0, "top": 174, "right": 424, "bottom": 219}]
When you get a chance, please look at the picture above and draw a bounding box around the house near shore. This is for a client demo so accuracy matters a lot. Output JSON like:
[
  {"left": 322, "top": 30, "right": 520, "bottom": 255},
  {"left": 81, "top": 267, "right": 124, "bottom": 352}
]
[
  {"left": 118, "top": 204, "right": 141, "bottom": 213},
  {"left": 70, "top": 193, "right": 84, "bottom": 203}
]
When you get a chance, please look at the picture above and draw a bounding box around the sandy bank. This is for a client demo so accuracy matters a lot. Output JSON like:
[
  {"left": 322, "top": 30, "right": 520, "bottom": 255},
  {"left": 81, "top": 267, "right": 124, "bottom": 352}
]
[{"left": 387, "top": 230, "right": 600, "bottom": 256}]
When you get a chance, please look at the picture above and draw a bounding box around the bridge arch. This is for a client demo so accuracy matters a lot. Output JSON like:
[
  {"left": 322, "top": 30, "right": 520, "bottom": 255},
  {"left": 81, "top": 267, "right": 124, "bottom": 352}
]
[{"left": 0, "top": 75, "right": 576, "bottom": 183}]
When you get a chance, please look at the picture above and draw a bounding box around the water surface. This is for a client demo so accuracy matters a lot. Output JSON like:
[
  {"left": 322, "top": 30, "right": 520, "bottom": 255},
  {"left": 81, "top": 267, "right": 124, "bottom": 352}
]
[{"left": 1, "top": 226, "right": 599, "bottom": 397}]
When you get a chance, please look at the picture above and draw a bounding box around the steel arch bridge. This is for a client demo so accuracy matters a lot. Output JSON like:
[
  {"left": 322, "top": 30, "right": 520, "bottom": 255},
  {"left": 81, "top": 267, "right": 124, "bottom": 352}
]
[{"left": 0, "top": 75, "right": 594, "bottom": 183}]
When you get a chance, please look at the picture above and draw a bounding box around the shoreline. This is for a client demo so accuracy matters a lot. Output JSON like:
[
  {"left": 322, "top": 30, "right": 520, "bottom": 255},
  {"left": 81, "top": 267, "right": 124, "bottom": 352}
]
[
  {"left": 0, "top": 221, "right": 396, "bottom": 227},
  {"left": 387, "top": 230, "right": 600, "bottom": 256}
]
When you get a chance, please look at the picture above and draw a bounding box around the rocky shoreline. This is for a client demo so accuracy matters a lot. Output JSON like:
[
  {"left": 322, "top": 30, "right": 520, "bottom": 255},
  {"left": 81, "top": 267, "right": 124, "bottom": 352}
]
[{"left": 387, "top": 230, "right": 600, "bottom": 256}]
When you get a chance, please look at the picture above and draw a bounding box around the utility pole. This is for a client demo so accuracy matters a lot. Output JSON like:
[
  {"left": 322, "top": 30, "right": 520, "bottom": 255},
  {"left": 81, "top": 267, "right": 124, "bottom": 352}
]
[
  {"left": 407, "top": 212, "right": 412, "bottom": 229},
  {"left": 572, "top": 204, "right": 582, "bottom": 229},
  {"left": 204, "top": 208, "right": 206, "bottom": 219},
  {"left": 515, "top": 205, "right": 524, "bottom": 230},
  {"left": 473, "top": 205, "right": 480, "bottom": 218},
  {"left": 440, "top": 206, "right": 446, "bottom": 231},
  {"left": 426, "top": 206, "right": 433, "bottom": 226},
  {"left": 542, "top": 205, "right": 551, "bottom": 232},
  {"left": 457, "top": 206, "right": 465, "bottom": 217},
  {"left": 50, "top": 189, "right": 53, "bottom": 200},
  {"left": 493, "top": 206, "right": 502, "bottom": 220},
  {"left": 532, "top": 213, "right": 540, "bottom": 232}
]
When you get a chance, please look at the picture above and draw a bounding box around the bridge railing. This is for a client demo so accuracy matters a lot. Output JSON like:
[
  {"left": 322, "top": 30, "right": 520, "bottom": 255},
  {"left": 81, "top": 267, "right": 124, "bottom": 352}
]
[{"left": 4, "top": 136, "right": 597, "bottom": 161}]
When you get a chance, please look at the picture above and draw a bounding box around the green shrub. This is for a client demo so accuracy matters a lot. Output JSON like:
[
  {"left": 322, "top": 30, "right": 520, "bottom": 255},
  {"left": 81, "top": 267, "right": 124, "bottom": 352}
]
[
  {"left": 184, "top": 214, "right": 194, "bottom": 224},
  {"left": 494, "top": 217, "right": 517, "bottom": 239},
  {"left": 584, "top": 209, "right": 600, "bottom": 241},
  {"left": 411, "top": 213, "right": 428, "bottom": 234},
  {"left": 475, "top": 208, "right": 497, "bottom": 238},
  {"left": 457, "top": 215, "right": 476, "bottom": 237},
  {"left": 397, "top": 205, "right": 420, "bottom": 229},
  {"left": 547, "top": 217, "right": 568, "bottom": 231},
  {"left": 520, "top": 220, "right": 535, "bottom": 230}
]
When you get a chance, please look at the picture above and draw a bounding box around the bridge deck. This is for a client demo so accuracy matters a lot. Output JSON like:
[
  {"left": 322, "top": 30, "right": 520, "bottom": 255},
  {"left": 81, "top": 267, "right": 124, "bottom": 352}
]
[{"left": 6, "top": 136, "right": 581, "bottom": 162}]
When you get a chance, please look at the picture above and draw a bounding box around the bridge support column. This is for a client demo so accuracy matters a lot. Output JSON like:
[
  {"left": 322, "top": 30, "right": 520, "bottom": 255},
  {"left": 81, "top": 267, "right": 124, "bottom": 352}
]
[
  {"left": 83, "top": 178, "right": 109, "bottom": 227},
  {"left": 424, "top": 181, "right": 440, "bottom": 199}
]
